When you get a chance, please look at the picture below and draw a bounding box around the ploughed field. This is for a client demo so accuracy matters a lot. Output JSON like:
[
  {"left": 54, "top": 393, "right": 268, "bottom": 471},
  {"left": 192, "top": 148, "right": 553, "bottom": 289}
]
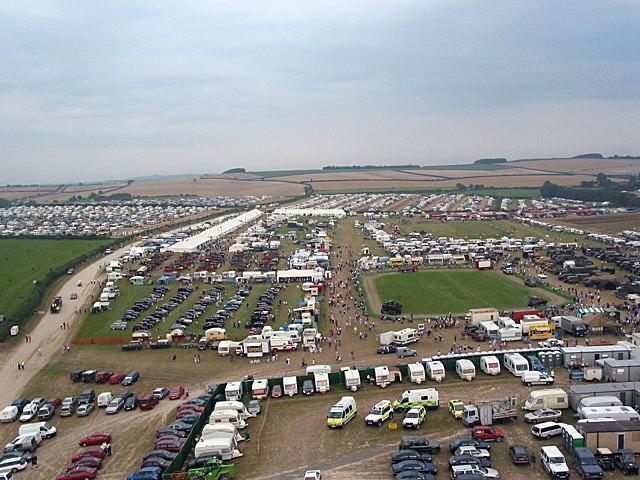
[
  {"left": 369, "top": 270, "right": 554, "bottom": 316},
  {"left": 0, "top": 238, "right": 111, "bottom": 332}
]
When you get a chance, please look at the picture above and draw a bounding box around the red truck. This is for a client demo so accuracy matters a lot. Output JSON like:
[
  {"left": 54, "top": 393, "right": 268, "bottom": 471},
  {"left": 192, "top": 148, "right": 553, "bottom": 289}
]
[
  {"left": 511, "top": 309, "right": 543, "bottom": 323},
  {"left": 472, "top": 425, "right": 504, "bottom": 442}
]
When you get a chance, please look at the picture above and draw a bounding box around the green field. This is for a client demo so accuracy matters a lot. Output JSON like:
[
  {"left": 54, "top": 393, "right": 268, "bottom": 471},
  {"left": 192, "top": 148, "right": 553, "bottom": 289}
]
[
  {"left": 0, "top": 238, "right": 111, "bottom": 335},
  {"left": 371, "top": 269, "right": 546, "bottom": 315}
]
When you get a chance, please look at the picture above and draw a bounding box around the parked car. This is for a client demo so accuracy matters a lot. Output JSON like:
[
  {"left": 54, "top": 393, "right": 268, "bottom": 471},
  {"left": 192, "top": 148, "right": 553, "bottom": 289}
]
[
  {"left": 472, "top": 426, "right": 504, "bottom": 442},
  {"left": 302, "top": 380, "right": 315, "bottom": 396},
  {"left": 448, "top": 454, "right": 490, "bottom": 470},
  {"left": 0, "top": 456, "right": 27, "bottom": 474},
  {"left": 124, "top": 396, "right": 139, "bottom": 411},
  {"left": 109, "top": 373, "right": 126, "bottom": 385},
  {"left": 76, "top": 402, "right": 95, "bottom": 417},
  {"left": 105, "top": 397, "right": 125, "bottom": 415},
  {"left": 152, "top": 388, "right": 169, "bottom": 400},
  {"left": 139, "top": 395, "right": 159, "bottom": 411},
  {"left": 271, "top": 385, "right": 283, "bottom": 398},
  {"left": 523, "top": 409, "right": 562, "bottom": 424},
  {"left": 509, "top": 444, "right": 530, "bottom": 465},
  {"left": 56, "top": 466, "right": 98, "bottom": 480},
  {"left": 70, "top": 449, "right": 105, "bottom": 463},
  {"left": 168, "top": 386, "right": 184, "bottom": 400},
  {"left": 79, "top": 432, "right": 111, "bottom": 447},
  {"left": 60, "top": 397, "right": 78, "bottom": 417},
  {"left": 402, "top": 407, "right": 427, "bottom": 429},
  {"left": 391, "top": 450, "right": 433, "bottom": 464},
  {"left": 122, "top": 372, "right": 140, "bottom": 386},
  {"left": 126, "top": 466, "right": 162, "bottom": 480},
  {"left": 400, "top": 436, "right": 441, "bottom": 455},
  {"left": 391, "top": 460, "right": 437, "bottom": 475},
  {"left": 449, "top": 438, "right": 491, "bottom": 452},
  {"left": 615, "top": 449, "right": 639, "bottom": 475},
  {"left": 376, "top": 345, "right": 397, "bottom": 355},
  {"left": 248, "top": 400, "right": 261, "bottom": 416}
]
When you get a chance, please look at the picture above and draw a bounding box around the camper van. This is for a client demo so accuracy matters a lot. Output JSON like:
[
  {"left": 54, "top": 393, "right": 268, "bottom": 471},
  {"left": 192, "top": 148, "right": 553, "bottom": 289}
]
[
  {"left": 523, "top": 388, "right": 569, "bottom": 411},
  {"left": 343, "top": 369, "right": 361, "bottom": 392},
  {"left": 283, "top": 376, "right": 298, "bottom": 397},
  {"left": 393, "top": 328, "right": 419, "bottom": 346},
  {"left": 479, "top": 321, "right": 499, "bottom": 339},
  {"left": 326, "top": 396, "right": 357, "bottom": 428},
  {"left": 480, "top": 356, "right": 501, "bottom": 376},
  {"left": 576, "top": 396, "right": 623, "bottom": 417},
  {"left": 315, "top": 372, "right": 330, "bottom": 393},
  {"left": 375, "top": 366, "right": 391, "bottom": 388},
  {"left": 204, "top": 328, "right": 227, "bottom": 341},
  {"left": 408, "top": 363, "right": 426, "bottom": 384},
  {"left": 214, "top": 401, "right": 254, "bottom": 420},
  {"left": 579, "top": 406, "right": 640, "bottom": 421},
  {"left": 456, "top": 359, "right": 476, "bottom": 381},
  {"left": 194, "top": 436, "right": 243, "bottom": 461},
  {"left": 521, "top": 371, "right": 554, "bottom": 386},
  {"left": 425, "top": 361, "right": 445, "bottom": 382},
  {"left": 392, "top": 389, "right": 439, "bottom": 412},
  {"left": 503, "top": 352, "right": 530, "bottom": 377},
  {"left": 225, "top": 382, "right": 243, "bottom": 401},
  {"left": 208, "top": 409, "right": 247, "bottom": 430},
  {"left": 251, "top": 379, "right": 268, "bottom": 400},
  {"left": 201, "top": 423, "right": 244, "bottom": 443}
]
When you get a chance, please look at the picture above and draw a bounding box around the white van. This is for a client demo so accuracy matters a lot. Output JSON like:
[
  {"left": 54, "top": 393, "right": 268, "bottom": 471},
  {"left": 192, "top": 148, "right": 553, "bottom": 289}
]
[
  {"left": 4, "top": 432, "right": 42, "bottom": 453},
  {"left": 208, "top": 410, "right": 247, "bottom": 430},
  {"left": 97, "top": 392, "right": 114, "bottom": 408},
  {"left": 532, "top": 421, "right": 565, "bottom": 439},
  {"left": 408, "top": 363, "right": 426, "bottom": 384},
  {"left": 251, "top": 379, "right": 268, "bottom": 400},
  {"left": 503, "top": 352, "right": 530, "bottom": 377},
  {"left": 18, "top": 422, "right": 56, "bottom": 439},
  {"left": 0, "top": 407, "right": 18, "bottom": 423},
  {"left": 214, "top": 401, "right": 254, "bottom": 420},
  {"left": 456, "top": 359, "right": 476, "bottom": 381},
  {"left": 524, "top": 388, "right": 568, "bottom": 411},
  {"left": 314, "top": 372, "right": 330, "bottom": 393},
  {"left": 480, "top": 356, "right": 501, "bottom": 376},
  {"left": 283, "top": 376, "right": 298, "bottom": 397},
  {"left": 540, "top": 445, "right": 570, "bottom": 479},
  {"left": 576, "top": 396, "right": 623, "bottom": 417},
  {"left": 521, "top": 371, "right": 555, "bottom": 386},
  {"left": 579, "top": 406, "right": 640, "bottom": 421},
  {"left": 425, "top": 361, "right": 445, "bottom": 382},
  {"left": 225, "top": 382, "right": 243, "bottom": 401}
]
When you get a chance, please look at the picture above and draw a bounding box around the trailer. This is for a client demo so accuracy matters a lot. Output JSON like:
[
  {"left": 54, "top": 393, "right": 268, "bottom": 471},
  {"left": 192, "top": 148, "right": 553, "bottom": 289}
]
[
  {"left": 562, "top": 344, "right": 634, "bottom": 369},
  {"left": 343, "top": 368, "right": 361, "bottom": 392},
  {"left": 560, "top": 315, "right": 588, "bottom": 337},
  {"left": 425, "top": 361, "right": 445, "bottom": 382},
  {"left": 407, "top": 363, "right": 426, "bottom": 384},
  {"left": 462, "top": 395, "right": 518, "bottom": 426}
]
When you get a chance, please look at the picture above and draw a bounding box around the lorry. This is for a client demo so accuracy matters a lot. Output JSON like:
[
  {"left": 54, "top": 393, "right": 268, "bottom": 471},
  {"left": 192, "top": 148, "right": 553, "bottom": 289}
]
[
  {"left": 560, "top": 315, "right": 588, "bottom": 337},
  {"left": 461, "top": 395, "right": 518, "bottom": 427},
  {"left": 50, "top": 296, "right": 62, "bottom": 313},
  {"left": 392, "top": 388, "right": 439, "bottom": 412}
]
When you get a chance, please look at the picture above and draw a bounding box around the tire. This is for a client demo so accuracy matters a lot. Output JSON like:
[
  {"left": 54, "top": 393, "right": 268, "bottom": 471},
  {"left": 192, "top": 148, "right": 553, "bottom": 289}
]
[
  {"left": 377, "top": 420, "right": 382, "bottom": 427},
  {"left": 218, "top": 475, "right": 231, "bottom": 480},
  {"left": 193, "top": 476, "right": 205, "bottom": 480},
  {"left": 11, "top": 469, "right": 17, "bottom": 473}
]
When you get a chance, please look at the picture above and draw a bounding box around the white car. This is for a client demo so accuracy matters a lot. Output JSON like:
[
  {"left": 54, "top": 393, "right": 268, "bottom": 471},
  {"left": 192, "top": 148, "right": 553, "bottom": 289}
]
[
  {"left": 455, "top": 446, "right": 491, "bottom": 458},
  {"left": 401, "top": 406, "right": 426, "bottom": 429},
  {"left": 303, "top": 470, "right": 321, "bottom": 480},
  {"left": 0, "top": 456, "right": 27, "bottom": 474},
  {"left": 450, "top": 465, "right": 500, "bottom": 479},
  {"left": 18, "top": 404, "right": 37, "bottom": 423},
  {"left": 538, "top": 338, "right": 564, "bottom": 348}
]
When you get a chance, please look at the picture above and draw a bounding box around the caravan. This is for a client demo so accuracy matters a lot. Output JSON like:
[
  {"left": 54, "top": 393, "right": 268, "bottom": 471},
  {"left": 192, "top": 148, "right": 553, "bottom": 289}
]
[
  {"left": 194, "top": 436, "right": 243, "bottom": 461},
  {"left": 480, "top": 356, "right": 501, "bottom": 376},
  {"left": 456, "top": 359, "right": 476, "bottom": 381},
  {"left": 579, "top": 406, "right": 640, "bottom": 421},
  {"left": 523, "top": 388, "right": 569, "bottom": 411},
  {"left": 503, "top": 352, "right": 530, "bottom": 377},
  {"left": 408, "top": 363, "right": 426, "bottom": 384},
  {"left": 283, "top": 376, "right": 298, "bottom": 397},
  {"left": 343, "top": 369, "right": 361, "bottom": 392},
  {"left": 214, "top": 401, "right": 254, "bottom": 420},
  {"left": 208, "top": 410, "right": 247, "bottom": 430},
  {"left": 425, "top": 361, "right": 445, "bottom": 382},
  {"left": 576, "top": 396, "right": 623, "bottom": 417},
  {"left": 375, "top": 366, "right": 391, "bottom": 388},
  {"left": 314, "top": 373, "right": 330, "bottom": 393},
  {"left": 251, "top": 379, "right": 269, "bottom": 400}
]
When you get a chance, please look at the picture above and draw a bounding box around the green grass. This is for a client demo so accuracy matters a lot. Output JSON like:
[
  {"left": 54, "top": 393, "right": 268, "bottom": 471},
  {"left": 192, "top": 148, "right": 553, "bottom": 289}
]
[
  {"left": 372, "top": 269, "right": 545, "bottom": 315},
  {"left": 251, "top": 169, "right": 324, "bottom": 178},
  {"left": 0, "top": 238, "right": 111, "bottom": 325},
  {"left": 421, "top": 163, "right": 507, "bottom": 171}
]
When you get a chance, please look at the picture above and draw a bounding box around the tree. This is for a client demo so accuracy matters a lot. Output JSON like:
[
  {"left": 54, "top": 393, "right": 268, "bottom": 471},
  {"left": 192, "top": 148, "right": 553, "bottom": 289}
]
[{"left": 456, "top": 183, "right": 466, "bottom": 190}]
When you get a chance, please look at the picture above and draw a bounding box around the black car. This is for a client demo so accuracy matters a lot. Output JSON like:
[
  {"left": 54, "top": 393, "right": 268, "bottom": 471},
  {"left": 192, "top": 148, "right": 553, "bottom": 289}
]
[
  {"left": 168, "top": 421, "right": 193, "bottom": 433},
  {"left": 449, "top": 438, "right": 491, "bottom": 452},
  {"left": 302, "top": 380, "right": 315, "bottom": 396},
  {"left": 10, "top": 399, "right": 28, "bottom": 413},
  {"left": 394, "top": 472, "right": 436, "bottom": 480},
  {"left": 399, "top": 436, "right": 441, "bottom": 455},
  {"left": 391, "top": 460, "right": 437, "bottom": 475},
  {"left": 381, "top": 301, "right": 402, "bottom": 315},
  {"left": 508, "top": 445, "right": 530, "bottom": 465},
  {"left": 391, "top": 450, "right": 432, "bottom": 464},
  {"left": 142, "top": 450, "right": 178, "bottom": 462},
  {"left": 448, "top": 454, "right": 490, "bottom": 470},
  {"left": 377, "top": 345, "right": 397, "bottom": 355},
  {"left": 123, "top": 371, "right": 140, "bottom": 386},
  {"left": 69, "top": 370, "right": 83, "bottom": 382},
  {"left": 594, "top": 449, "right": 616, "bottom": 471},
  {"left": 124, "top": 396, "right": 139, "bottom": 411},
  {"left": 122, "top": 343, "right": 143, "bottom": 352},
  {"left": 615, "top": 449, "right": 639, "bottom": 475}
]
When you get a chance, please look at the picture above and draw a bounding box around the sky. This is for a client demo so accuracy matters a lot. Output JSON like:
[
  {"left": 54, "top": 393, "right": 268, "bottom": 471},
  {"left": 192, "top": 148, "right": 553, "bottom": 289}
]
[{"left": 1, "top": 0, "right": 639, "bottom": 184}]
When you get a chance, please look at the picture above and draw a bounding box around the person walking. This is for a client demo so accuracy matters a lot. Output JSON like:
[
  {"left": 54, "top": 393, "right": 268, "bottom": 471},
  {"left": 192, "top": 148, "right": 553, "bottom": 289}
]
[{"left": 30, "top": 454, "right": 38, "bottom": 469}]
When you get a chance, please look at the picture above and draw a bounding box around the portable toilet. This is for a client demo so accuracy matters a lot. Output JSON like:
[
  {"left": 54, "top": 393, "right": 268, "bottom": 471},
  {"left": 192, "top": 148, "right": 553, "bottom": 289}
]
[
  {"left": 283, "top": 376, "right": 298, "bottom": 397},
  {"left": 408, "top": 363, "right": 426, "bottom": 384}
]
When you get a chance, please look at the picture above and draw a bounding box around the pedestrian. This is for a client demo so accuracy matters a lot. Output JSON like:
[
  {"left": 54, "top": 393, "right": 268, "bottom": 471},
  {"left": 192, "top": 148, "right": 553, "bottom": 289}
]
[
  {"left": 107, "top": 443, "right": 112, "bottom": 456},
  {"left": 30, "top": 454, "right": 38, "bottom": 469},
  {"left": 20, "top": 361, "right": 25, "bottom": 370},
  {"left": 172, "top": 353, "right": 176, "bottom": 362}
]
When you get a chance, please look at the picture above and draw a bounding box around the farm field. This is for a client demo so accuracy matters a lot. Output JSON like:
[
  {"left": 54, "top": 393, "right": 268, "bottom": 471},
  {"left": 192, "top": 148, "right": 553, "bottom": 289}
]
[
  {"left": 0, "top": 238, "right": 111, "bottom": 330},
  {"left": 367, "top": 269, "right": 561, "bottom": 316},
  {"left": 557, "top": 212, "right": 640, "bottom": 235}
]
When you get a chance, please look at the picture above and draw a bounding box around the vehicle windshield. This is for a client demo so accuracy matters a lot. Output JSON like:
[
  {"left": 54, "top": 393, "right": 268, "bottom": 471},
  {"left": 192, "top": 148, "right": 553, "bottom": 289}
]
[
  {"left": 406, "top": 411, "right": 420, "bottom": 418},
  {"left": 107, "top": 400, "right": 119, "bottom": 407},
  {"left": 453, "top": 404, "right": 463, "bottom": 411},
  {"left": 370, "top": 407, "right": 383, "bottom": 415},
  {"left": 621, "top": 454, "right": 635, "bottom": 462},
  {"left": 582, "top": 458, "right": 597, "bottom": 465},
  {"left": 550, "top": 457, "right": 565, "bottom": 464},
  {"left": 328, "top": 411, "right": 343, "bottom": 419},
  {"left": 396, "top": 394, "right": 407, "bottom": 403}
]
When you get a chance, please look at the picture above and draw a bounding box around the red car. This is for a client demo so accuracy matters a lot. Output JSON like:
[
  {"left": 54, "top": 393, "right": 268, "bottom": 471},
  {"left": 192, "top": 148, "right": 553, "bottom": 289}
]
[
  {"left": 109, "top": 373, "right": 126, "bottom": 384},
  {"left": 169, "top": 386, "right": 185, "bottom": 400},
  {"left": 175, "top": 409, "right": 199, "bottom": 420},
  {"left": 70, "top": 457, "right": 103, "bottom": 470},
  {"left": 47, "top": 397, "right": 62, "bottom": 409},
  {"left": 94, "top": 371, "right": 112, "bottom": 384},
  {"left": 154, "top": 440, "right": 184, "bottom": 453},
  {"left": 139, "top": 394, "right": 159, "bottom": 411},
  {"left": 56, "top": 466, "right": 98, "bottom": 480},
  {"left": 79, "top": 432, "right": 112, "bottom": 447},
  {"left": 472, "top": 425, "right": 504, "bottom": 442},
  {"left": 71, "top": 449, "right": 106, "bottom": 462},
  {"left": 176, "top": 404, "right": 204, "bottom": 414},
  {"left": 271, "top": 385, "right": 282, "bottom": 398}
]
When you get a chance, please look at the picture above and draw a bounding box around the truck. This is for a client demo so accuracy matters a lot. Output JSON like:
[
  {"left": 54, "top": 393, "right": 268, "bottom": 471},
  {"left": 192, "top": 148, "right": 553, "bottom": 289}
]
[
  {"left": 461, "top": 395, "right": 518, "bottom": 426},
  {"left": 50, "top": 296, "right": 62, "bottom": 313},
  {"left": 512, "top": 309, "right": 544, "bottom": 323},
  {"left": 185, "top": 458, "right": 236, "bottom": 480},
  {"left": 560, "top": 315, "right": 587, "bottom": 337}
]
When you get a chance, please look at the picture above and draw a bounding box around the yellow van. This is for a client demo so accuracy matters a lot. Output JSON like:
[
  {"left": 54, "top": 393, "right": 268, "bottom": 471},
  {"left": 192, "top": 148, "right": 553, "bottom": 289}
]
[{"left": 327, "top": 396, "right": 357, "bottom": 428}]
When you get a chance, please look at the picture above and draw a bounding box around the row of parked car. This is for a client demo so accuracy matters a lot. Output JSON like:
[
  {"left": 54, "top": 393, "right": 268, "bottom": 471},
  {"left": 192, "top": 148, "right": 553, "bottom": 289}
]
[
  {"left": 201, "top": 286, "right": 251, "bottom": 331},
  {"left": 55, "top": 432, "right": 113, "bottom": 480},
  {"left": 168, "top": 285, "right": 225, "bottom": 332},
  {"left": 70, "top": 369, "right": 140, "bottom": 386},
  {"left": 244, "top": 285, "right": 281, "bottom": 330},
  {"left": 110, "top": 286, "right": 170, "bottom": 331},
  {"left": 134, "top": 286, "right": 194, "bottom": 332}
]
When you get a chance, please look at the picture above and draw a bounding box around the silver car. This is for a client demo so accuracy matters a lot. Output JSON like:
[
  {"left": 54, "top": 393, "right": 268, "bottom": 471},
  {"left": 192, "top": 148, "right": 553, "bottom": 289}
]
[
  {"left": 524, "top": 408, "right": 562, "bottom": 424},
  {"left": 76, "top": 402, "right": 95, "bottom": 417}
]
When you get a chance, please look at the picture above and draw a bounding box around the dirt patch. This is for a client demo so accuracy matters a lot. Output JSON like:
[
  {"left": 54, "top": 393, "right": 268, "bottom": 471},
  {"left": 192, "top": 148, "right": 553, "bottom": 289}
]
[{"left": 558, "top": 213, "right": 640, "bottom": 235}]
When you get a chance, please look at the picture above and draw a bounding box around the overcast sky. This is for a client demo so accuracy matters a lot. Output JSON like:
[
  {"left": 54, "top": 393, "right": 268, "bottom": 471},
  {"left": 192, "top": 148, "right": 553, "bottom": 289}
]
[{"left": 1, "top": 0, "right": 639, "bottom": 184}]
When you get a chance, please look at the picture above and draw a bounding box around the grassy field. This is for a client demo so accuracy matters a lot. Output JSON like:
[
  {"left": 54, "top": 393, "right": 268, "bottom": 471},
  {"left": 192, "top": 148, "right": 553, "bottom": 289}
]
[
  {"left": 0, "top": 238, "right": 111, "bottom": 328},
  {"left": 371, "top": 269, "right": 545, "bottom": 315}
]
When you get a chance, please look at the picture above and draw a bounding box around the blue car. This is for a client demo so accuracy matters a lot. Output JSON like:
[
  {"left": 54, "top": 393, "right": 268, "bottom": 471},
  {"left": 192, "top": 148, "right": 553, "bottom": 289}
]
[
  {"left": 122, "top": 371, "right": 140, "bottom": 386},
  {"left": 126, "top": 466, "right": 162, "bottom": 480}
]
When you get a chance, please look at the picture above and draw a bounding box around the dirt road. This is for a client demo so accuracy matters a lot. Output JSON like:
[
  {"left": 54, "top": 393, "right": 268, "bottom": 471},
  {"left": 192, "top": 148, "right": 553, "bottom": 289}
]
[{"left": 0, "top": 242, "right": 139, "bottom": 407}]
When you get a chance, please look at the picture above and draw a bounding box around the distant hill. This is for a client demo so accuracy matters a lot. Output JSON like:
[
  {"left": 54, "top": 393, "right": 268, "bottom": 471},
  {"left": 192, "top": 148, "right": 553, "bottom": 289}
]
[
  {"left": 572, "top": 153, "right": 603, "bottom": 159},
  {"left": 474, "top": 158, "right": 507, "bottom": 165},
  {"left": 322, "top": 164, "right": 421, "bottom": 171}
]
